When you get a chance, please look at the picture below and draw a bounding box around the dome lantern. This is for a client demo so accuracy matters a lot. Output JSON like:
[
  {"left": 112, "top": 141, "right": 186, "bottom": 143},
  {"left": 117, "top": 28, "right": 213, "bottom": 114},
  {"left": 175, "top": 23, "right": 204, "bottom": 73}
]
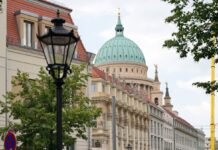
[{"left": 115, "top": 11, "right": 124, "bottom": 36}]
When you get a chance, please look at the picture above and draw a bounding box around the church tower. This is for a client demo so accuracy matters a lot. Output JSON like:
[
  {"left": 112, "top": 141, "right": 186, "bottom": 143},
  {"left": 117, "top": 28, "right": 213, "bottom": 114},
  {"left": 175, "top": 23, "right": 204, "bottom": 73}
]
[
  {"left": 163, "top": 83, "right": 173, "bottom": 111},
  {"left": 151, "top": 65, "right": 163, "bottom": 105}
]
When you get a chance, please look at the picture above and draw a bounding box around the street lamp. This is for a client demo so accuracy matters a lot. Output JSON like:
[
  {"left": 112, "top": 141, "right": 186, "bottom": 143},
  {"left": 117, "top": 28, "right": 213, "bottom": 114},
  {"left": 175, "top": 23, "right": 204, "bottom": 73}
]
[
  {"left": 126, "top": 144, "right": 132, "bottom": 150},
  {"left": 37, "top": 10, "right": 79, "bottom": 150}
]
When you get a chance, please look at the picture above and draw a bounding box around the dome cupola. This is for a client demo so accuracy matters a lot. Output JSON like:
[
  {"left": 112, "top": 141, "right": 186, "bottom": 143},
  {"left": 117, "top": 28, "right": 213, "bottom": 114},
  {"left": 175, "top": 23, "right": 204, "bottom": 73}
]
[{"left": 94, "top": 12, "right": 146, "bottom": 66}]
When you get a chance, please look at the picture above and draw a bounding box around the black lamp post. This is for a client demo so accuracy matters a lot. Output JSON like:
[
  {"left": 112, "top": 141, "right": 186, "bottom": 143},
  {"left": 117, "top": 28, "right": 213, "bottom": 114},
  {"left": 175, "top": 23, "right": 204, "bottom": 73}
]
[
  {"left": 37, "top": 10, "right": 79, "bottom": 150},
  {"left": 126, "top": 144, "right": 132, "bottom": 150}
]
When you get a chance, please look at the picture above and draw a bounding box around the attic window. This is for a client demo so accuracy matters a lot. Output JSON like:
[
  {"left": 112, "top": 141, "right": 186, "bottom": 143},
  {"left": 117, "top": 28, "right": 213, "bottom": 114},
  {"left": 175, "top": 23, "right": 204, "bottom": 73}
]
[
  {"left": 15, "top": 10, "right": 39, "bottom": 49},
  {"left": 23, "top": 21, "right": 33, "bottom": 48}
]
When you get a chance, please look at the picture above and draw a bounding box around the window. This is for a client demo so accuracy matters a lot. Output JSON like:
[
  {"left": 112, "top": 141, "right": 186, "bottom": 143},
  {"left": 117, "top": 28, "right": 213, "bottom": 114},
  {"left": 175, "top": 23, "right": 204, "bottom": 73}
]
[
  {"left": 15, "top": 10, "right": 39, "bottom": 49},
  {"left": 155, "top": 97, "right": 159, "bottom": 105},
  {"left": 126, "top": 68, "right": 128, "bottom": 72},
  {"left": 91, "top": 84, "right": 97, "bottom": 92},
  {"left": 23, "top": 21, "right": 33, "bottom": 47},
  {"left": 120, "top": 68, "right": 122, "bottom": 72},
  {"left": 106, "top": 67, "right": 109, "bottom": 73},
  {"left": 102, "top": 84, "right": 105, "bottom": 92},
  {"left": 94, "top": 140, "right": 101, "bottom": 148}
]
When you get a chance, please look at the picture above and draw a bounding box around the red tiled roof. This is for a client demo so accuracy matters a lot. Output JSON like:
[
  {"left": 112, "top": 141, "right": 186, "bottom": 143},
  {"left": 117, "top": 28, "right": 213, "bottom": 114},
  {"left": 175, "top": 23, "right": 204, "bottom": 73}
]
[
  {"left": 164, "top": 108, "right": 194, "bottom": 128},
  {"left": 76, "top": 40, "right": 90, "bottom": 62},
  {"left": 92, "top": 67, "right": 106, "bottom": 79},
  {"left": 92, "top": 67, "right": 149, "bottom": 101},
  {"left": 38, "top": 0, "right": 72, "bottom": 11},
  {"left": 7, "top": 0, "right": 89, "bottom": 62}
]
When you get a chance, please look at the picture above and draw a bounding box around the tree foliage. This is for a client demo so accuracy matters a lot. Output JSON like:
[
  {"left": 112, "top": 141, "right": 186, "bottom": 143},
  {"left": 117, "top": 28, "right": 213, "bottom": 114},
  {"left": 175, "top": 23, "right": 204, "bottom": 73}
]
[
  {"left": 162, "top": 0, "right": 218, "bottom": 92},
  {"left": 0, "top": 65, "right": 101, "bottom": 149}
]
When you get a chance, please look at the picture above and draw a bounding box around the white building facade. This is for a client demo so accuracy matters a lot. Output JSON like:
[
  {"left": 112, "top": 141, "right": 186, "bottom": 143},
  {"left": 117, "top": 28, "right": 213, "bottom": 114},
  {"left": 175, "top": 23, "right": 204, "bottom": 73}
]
[
  {"left": 91, "top": 70, "right": 149, "bottom": 150},
  {"left": 163, "top": 109, "right": 174, "bottom": 150},
  {"left": 148, "top": 103, "right": 164, "bottom": 150}
]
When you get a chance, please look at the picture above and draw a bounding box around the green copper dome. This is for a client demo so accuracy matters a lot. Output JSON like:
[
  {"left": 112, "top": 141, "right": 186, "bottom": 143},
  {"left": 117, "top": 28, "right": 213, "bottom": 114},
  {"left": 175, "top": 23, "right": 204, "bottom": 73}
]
[{"left": 94, "top": 13, "right": 146, "bottom": 65}]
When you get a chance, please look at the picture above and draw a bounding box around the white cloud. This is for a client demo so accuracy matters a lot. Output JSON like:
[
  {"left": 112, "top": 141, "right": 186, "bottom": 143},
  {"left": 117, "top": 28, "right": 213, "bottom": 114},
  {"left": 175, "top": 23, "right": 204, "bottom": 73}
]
[
  {"left": 176, "top": 75, "right": 210, "bottom": 92},
  {"left": 99, "top": 28, "right": 114, "bottom": 39},
  {"left": 182, "top": 100, "right": 210, "bottom": 117}
]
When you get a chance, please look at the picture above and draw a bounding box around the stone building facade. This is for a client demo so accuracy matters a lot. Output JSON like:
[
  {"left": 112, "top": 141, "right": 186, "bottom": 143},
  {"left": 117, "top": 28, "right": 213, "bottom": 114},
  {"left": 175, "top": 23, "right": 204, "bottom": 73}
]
[
  {"left": 196, "top": 129, "right": 205, "bottom": 150},
  {"left": 1, "top": 0, "right": 91, "bottom": 149},
  {"left": 163, "top": 108, "right": 174, "bottom": 149},
  {"left": 148, "top": 102, "right": 164, "bottom": 150},
  {"left": 91, "top": 67, "right": 149, "bottom": 150},
  {"left": 92, "top": 12, "right": 205, "bottom": 150}
]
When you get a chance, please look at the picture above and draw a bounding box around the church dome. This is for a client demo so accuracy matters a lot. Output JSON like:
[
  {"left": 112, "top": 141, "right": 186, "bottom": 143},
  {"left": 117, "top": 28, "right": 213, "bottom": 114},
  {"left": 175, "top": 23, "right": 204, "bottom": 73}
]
[{"left": 94, "top": 13, "right": 146, "bottom": 65}]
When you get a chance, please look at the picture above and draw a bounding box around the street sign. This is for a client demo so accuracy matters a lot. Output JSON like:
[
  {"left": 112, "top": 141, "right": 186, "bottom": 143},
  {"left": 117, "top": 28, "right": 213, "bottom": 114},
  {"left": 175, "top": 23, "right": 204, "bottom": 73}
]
[{"left": 4, "top": 130, "right": 16, "bottom": 150}]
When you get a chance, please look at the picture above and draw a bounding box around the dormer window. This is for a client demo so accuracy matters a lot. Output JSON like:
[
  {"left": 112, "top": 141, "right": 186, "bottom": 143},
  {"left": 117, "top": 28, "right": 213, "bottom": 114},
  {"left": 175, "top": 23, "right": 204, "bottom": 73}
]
[
  {"left": 15, "top": 10, "right": 39, "bottom": 49},
  {"left": 23, "top": 21, "right": 33, "bottom": 47}
]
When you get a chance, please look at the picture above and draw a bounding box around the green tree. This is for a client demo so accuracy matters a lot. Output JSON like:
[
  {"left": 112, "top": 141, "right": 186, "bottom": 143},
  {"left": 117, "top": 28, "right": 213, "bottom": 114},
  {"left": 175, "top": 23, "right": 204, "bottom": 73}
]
[
  {"left": 162, "top": 0, "right": 218, "bottom": 93},
  {"left": 0, "top": 65, "right": 101, "bottom": 149}
]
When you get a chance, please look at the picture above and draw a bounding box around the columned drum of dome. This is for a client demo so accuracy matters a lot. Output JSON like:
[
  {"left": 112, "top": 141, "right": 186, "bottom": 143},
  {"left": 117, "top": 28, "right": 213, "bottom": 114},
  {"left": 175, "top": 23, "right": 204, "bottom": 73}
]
[{"left": 94, "top": 13, "right": 146, "bottom": 66}]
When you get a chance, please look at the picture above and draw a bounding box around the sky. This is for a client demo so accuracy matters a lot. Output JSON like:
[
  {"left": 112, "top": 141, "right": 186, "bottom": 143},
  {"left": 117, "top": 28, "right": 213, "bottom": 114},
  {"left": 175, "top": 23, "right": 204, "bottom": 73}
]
[{"left": 52, "top": 0, "right": 218, "bottom": 137}]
